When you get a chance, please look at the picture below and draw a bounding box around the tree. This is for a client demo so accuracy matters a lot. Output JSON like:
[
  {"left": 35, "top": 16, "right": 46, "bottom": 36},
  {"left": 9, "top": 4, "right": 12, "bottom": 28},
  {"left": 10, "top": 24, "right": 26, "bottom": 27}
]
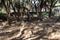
[{"left": 46, "top": 0, "right": 58, "bottom": 17}]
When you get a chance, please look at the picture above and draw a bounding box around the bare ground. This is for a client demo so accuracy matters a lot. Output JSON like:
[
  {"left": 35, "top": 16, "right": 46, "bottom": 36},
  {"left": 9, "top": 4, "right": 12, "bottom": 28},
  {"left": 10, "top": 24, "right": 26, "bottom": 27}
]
[{"left": 0, "top": 21, "right": 60, "bottom": 40}]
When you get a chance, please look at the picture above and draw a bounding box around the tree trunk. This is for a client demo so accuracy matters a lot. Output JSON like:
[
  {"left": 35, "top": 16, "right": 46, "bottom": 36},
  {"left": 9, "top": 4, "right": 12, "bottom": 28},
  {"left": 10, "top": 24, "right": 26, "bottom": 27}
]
[
  {"left": 39, "top": 7, "right": 42, "bottom": 21},
  {"left": 49, "top": 0, "right": 53, "bottom": 18},
  {"left": 7, "top": 0, "right": 11, "bottom": 25},
  {"left": 49, "top": 8, "right": 52, "bottom": 17}
]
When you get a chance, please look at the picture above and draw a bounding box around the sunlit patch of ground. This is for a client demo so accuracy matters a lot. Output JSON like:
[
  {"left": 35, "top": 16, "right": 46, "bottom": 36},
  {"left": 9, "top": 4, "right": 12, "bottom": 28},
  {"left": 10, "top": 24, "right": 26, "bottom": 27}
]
[{"left": 0, "top": 21, "right": 60, "bottom": 40}]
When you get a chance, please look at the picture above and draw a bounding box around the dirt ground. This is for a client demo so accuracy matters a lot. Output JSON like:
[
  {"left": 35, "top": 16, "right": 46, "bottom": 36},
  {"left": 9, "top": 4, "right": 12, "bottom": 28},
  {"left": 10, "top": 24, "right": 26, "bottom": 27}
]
[{"left": 0, "top": 21, "right": 60, "bottom": 40}]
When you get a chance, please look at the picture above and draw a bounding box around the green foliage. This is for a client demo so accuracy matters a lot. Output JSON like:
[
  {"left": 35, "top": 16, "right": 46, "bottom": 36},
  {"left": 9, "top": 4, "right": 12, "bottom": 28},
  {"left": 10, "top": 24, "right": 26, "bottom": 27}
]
[
  {"left": 0, "top": 12, "right": 7, "bottom": 20},
  {"left": 42, "top": 12, "right": 49, "bottom": 16}
]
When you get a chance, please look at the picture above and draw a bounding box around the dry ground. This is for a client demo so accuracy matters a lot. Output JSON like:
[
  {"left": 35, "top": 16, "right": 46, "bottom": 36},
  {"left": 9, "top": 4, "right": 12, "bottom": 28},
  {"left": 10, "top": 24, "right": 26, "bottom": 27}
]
[{"left": 0, "top": 21, "right": 60, "bottom": 40}]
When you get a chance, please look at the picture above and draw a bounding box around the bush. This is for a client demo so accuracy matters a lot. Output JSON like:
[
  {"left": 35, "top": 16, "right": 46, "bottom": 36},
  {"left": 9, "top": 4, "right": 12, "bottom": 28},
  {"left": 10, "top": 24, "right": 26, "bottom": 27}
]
[{"left": 0, "top": 13, "right": 7, "bottom": 21}]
